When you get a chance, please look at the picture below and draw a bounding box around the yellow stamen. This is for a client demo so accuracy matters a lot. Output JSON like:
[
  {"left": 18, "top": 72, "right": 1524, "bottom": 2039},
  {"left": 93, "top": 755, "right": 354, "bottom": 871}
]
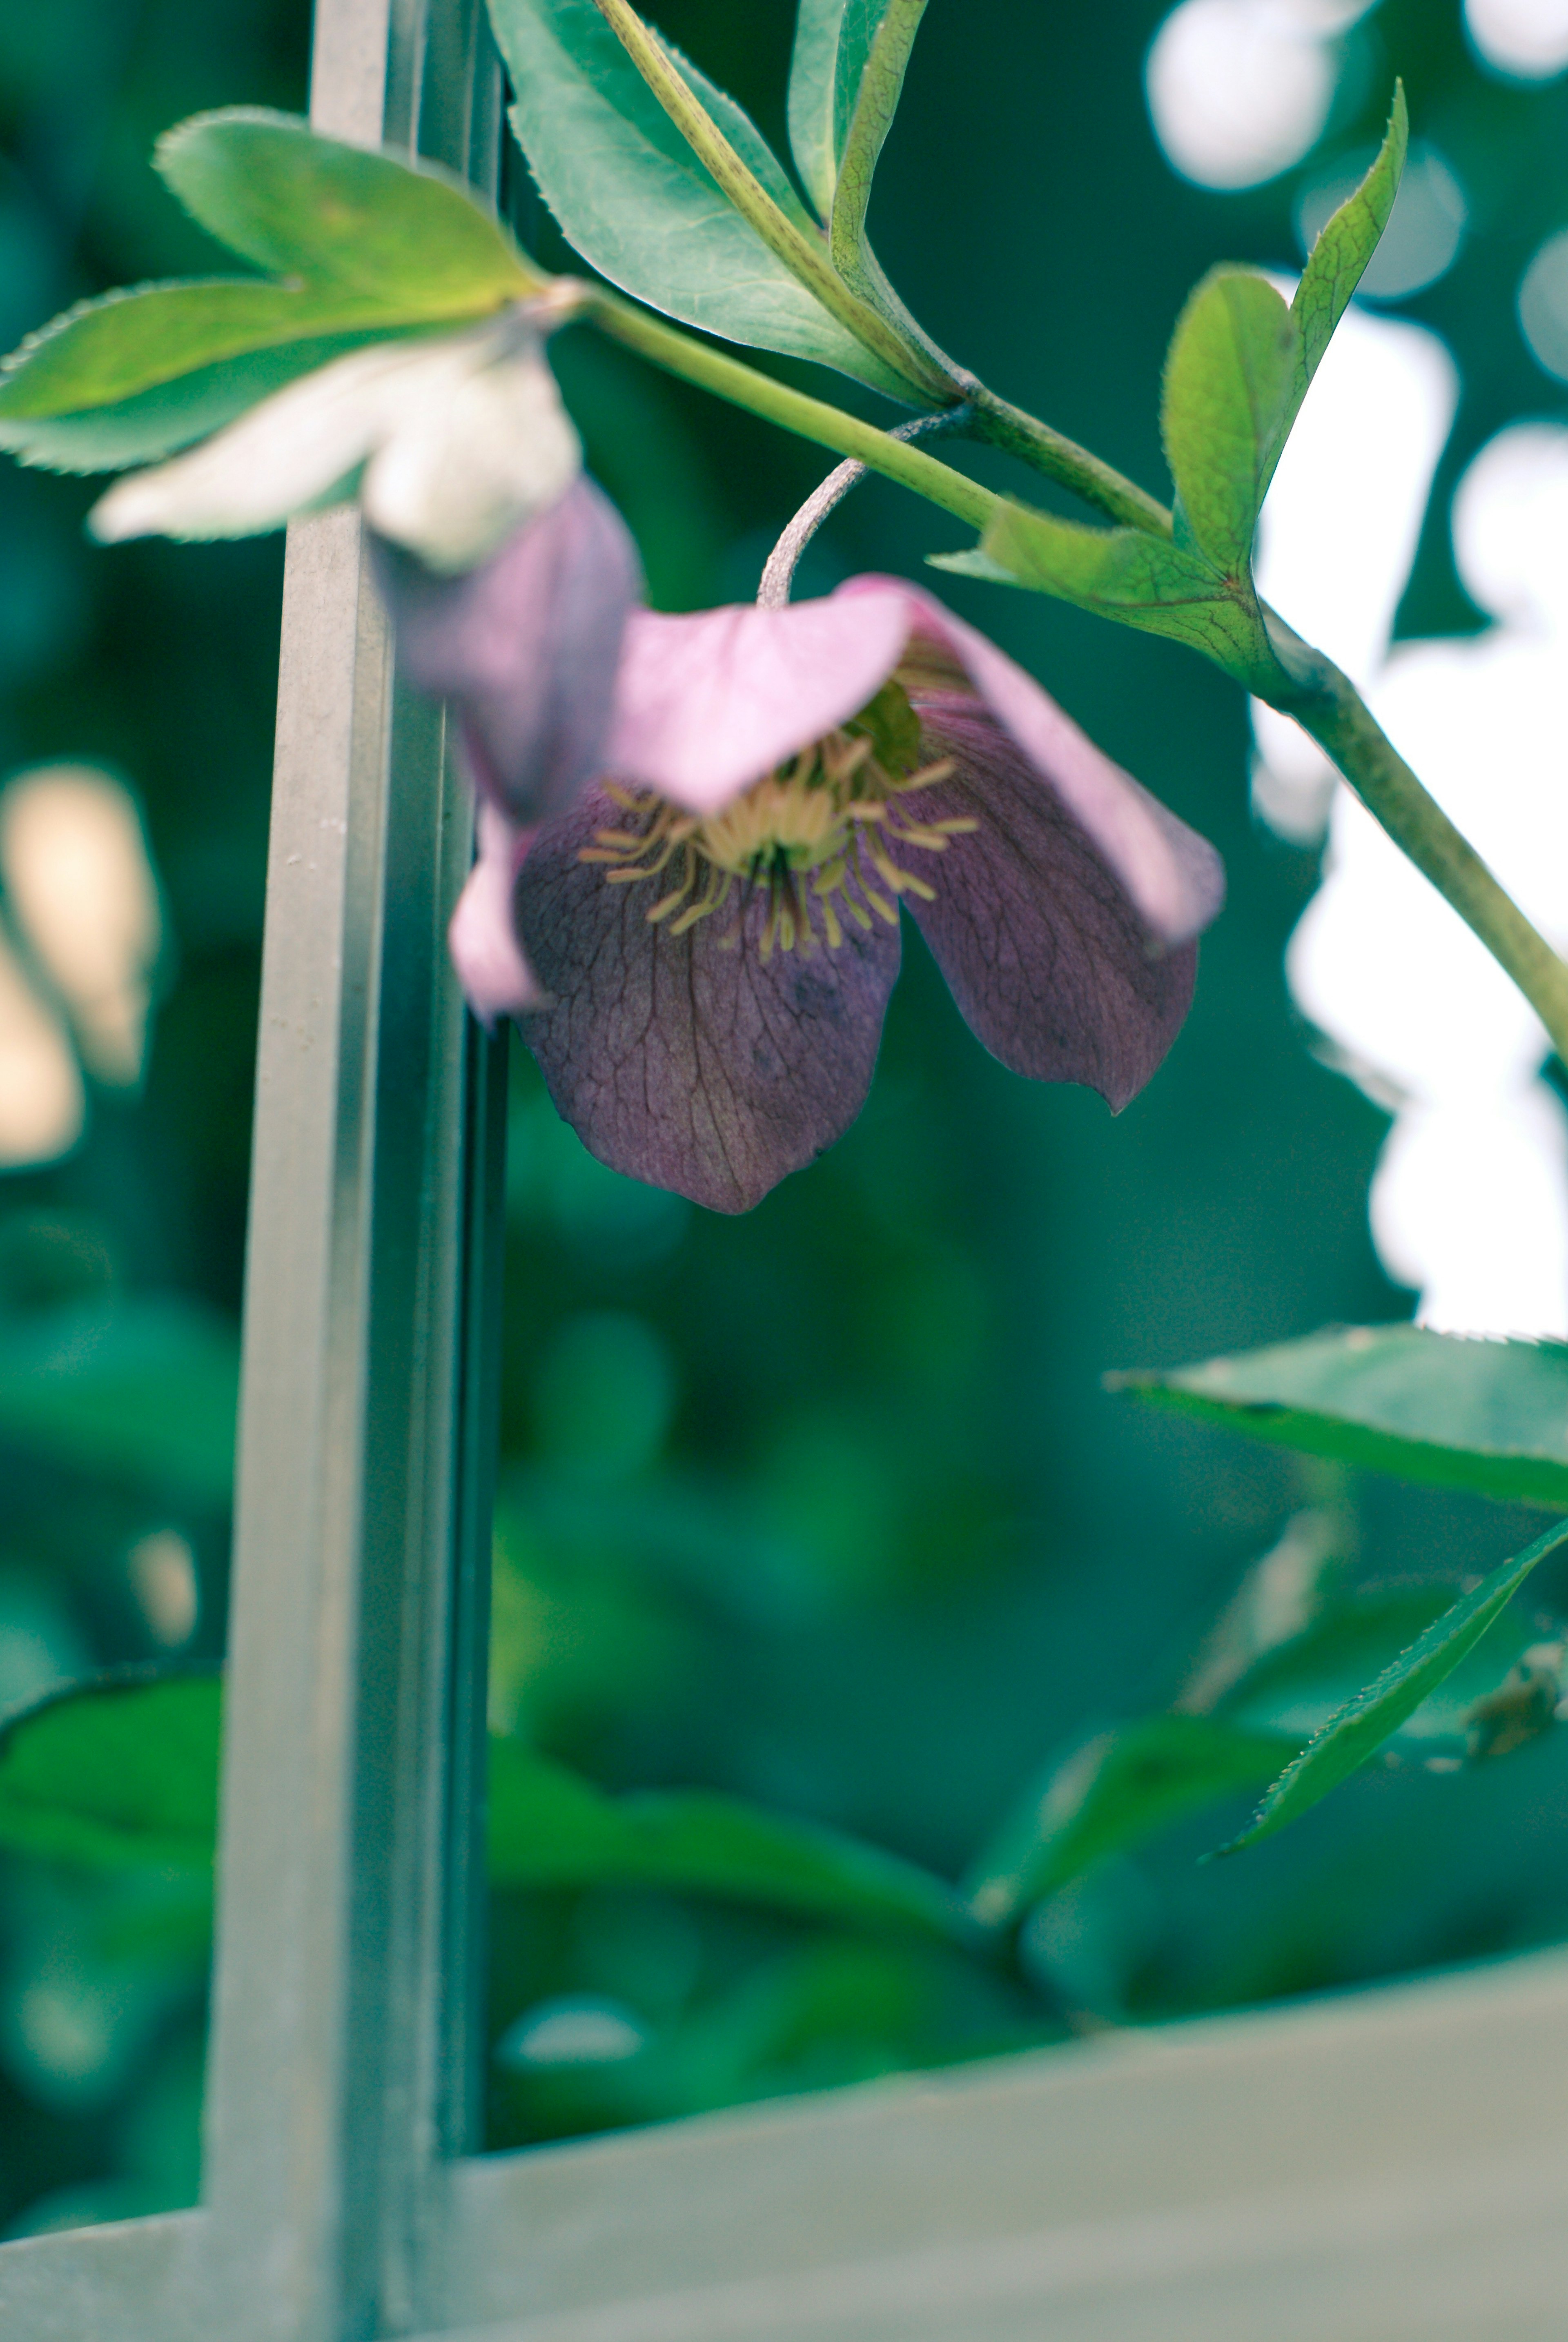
[{"left": 580, "top": 682, "right": 971, "bottom": 958}]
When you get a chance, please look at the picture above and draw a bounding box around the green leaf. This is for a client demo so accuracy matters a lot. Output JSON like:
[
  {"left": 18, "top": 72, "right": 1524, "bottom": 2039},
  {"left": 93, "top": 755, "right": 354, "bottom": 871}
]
[
  {"left": 827, "top": 2, "right": 926, "bottom": 256},
  {"left": 491, "top": 0, "right": 915, "bottom": 396},
  {"left": 1112, "top": 1324, "right": 1568, "bottom": 1508},
  {"left": 1161, "top": 267, "right": 1298, "bottom": 575},
  {"left": 0, "top": 282, "right": 407, "bottom": 421},
  {"left": 1291, "top": 85, "right": 1407, "bottom": 398},
  {"left": 0, "top": 1298, "right": 238, "bottom": 1505},
  {"left": 1221, "top": 1514, "right": 1568, "bottom": 1852},
  {"left": 487, "top": 1738, "right": 970, "bottom": 1942},
  {"left": 0, "top": 332, "right": 417, "bottom": 474},
  {"left": 0, "top": 1674, "right": 219, "bottom": 1872},
  {"left": 155, "top": 109, "right": 537, "bottom": 313},
  {"left": 789, "top": 0, "right": 853, "bottom": 218},
  {"left": 940, "top": 502, "right": 1284, "bottom": 692},
  {"left": 963, "top": 1713, "right": 1298, "bottom": 1929}
]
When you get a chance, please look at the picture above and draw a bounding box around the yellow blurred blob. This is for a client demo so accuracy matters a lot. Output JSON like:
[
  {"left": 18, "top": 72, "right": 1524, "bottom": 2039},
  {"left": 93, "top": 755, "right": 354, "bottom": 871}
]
[
  {"left": 0, "top": 765, "right": 163, "bottom": 1087},
  {"left": 0, "top": 928, "right": 83, "bottom": 1167}
]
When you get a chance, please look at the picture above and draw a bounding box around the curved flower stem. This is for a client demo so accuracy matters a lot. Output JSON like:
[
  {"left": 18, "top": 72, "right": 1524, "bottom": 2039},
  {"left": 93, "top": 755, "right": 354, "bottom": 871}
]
[
  {"left": 756, "top": 406, "right": 974, "bottom": 606},
  {"left": 1262, "top": 617, "right": 1568, "bottom": 1062},
  {"left": 589, "top": 0, "right": 954, "bottom": 402},
  {"left": 585, "top": 289, "right": 998, "bottom": 534}
]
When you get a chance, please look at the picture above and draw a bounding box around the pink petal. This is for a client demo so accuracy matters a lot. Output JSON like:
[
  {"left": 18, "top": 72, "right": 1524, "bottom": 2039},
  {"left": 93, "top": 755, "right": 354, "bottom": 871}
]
[
  {"left": 448, "top": 802, "right": 544, "bottom": 1025},
  {"left": 835, "top": 575, "right": 1225, "bottom": 947},
  {"left": 375, "top": 476, "right": 641, "bottom": 822},
  {"left": 514, "top": 788, "right": 902, "bottom": 1212},
  {"left": 604, "top": 592, "right": 913, "bottom": 815}
]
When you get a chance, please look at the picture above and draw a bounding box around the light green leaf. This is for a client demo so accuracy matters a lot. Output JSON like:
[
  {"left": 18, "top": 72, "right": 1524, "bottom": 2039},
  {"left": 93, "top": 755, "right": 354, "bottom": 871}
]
[
  {"left": 829, "top": 1, "right": 926, "bottom": 264},
  {"left": 788, "top": 0, "right": 852, "bottom": 217},
  {"left": 1161, "top": 267, "right": 1299, "bottom": 576},
  {"left": 940, "top": 502, "right": 1284, "bottom": 692},
  {"left": 1221, "top": 1514, "right": 1568, "bottom": 1852},
  {"left": 0, "top": 281, "right": 413, "bottom": 421},
  {"left": 156, "top": 109, "right": 537, "bottom": 313},
  {"left": 1111, "top": 1324, "right": 1568, "bottom": 1508},
  {"left": 492, "top": 0, "right": 915, "bottom": 396},
  {"left": 1292, "top": 85, "right": 1407, "bottom": 396},
  {"left": 0, "top": 1298, "right": 238, "bottom": 1505},
  {"left": 0, "top": 1674, "right": 219, "bottom": 1873},
  {"left": 0, "top": 332, "right": 415, "bottom": 473},
  {"left": 963, "top": 1713, "right": 1297, "bottom": 1929},
  {"left": 487, "top": 1738, "right": 970, "bottom": 1942}
]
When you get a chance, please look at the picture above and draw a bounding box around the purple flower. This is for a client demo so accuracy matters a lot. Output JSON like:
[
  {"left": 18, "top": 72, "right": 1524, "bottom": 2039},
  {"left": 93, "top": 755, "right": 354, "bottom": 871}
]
[{"left": 500, "top": 577, "right": 1224, "bottom": 1213}]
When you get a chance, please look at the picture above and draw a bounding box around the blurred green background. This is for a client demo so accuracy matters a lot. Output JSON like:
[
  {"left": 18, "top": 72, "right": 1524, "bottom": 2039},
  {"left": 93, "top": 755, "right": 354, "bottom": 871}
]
[{"left": 4, "top": 0, "right": 1568, "bottom": 2231}]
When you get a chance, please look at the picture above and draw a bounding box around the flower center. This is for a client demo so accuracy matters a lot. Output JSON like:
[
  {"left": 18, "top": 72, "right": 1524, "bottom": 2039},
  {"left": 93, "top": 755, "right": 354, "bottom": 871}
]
[{"left": 580, "top": 681, "right": 975, "bottom": 959}]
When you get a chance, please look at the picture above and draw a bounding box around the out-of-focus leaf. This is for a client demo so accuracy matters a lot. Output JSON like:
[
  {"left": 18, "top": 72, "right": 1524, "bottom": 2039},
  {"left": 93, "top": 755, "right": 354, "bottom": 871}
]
[
  {"left": 1291, "top": 86, "right": 1407, "bottom": 396},
  {"left": 155, "top": 109, "right": 537, "bottom": 312},
  {"left": 0, "top": 112, "right": 532, "bottom": 450},
  {"left": 964, "top": 1713, "right": 1297, "bottom": 1929},
  {"left": 936, "top": 508, "right": 1281, "bottom": 692},
  {"left": 0, "top": 1298, "right": 238, "bottom": 1505},
  {"left": 491, "top": 0, "right": 916, "bottom": 396},
  {"left": 0, "top": 283, "right": 405, "bottom": 422},
  {"left": 788, "top": 0, "right": 854, "bottom": 217},
  {"left": 1161, "top": 267, "right": 1298, "bottom": 576},
  {"left": 487, "top": 1738, "right": 971, "bottom": 1941},
  {"left": 0, "top": 1674, "right": 219, "bottom": 1874},
  {"left": 1221, "top": 1514, "right": 1568, "bottom": 1853},
  {"left": 0, "top": 330, "right": 419, "bottom": 472},
  {"left": 1111, "top": 1325, "right": 1568, "bottom": 1508}
]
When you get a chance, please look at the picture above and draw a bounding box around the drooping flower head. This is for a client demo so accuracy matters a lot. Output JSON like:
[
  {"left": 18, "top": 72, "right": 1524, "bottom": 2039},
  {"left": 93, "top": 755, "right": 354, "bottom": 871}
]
[{"left": 497, "top": 578, "right": 1224, "bottom": 1212}]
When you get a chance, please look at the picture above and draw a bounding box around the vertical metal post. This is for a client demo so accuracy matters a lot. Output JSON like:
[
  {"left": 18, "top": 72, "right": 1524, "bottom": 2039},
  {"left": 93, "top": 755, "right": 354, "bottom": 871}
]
[{"left": 196, "top": 4, "right": 503, "bottom": 2338}]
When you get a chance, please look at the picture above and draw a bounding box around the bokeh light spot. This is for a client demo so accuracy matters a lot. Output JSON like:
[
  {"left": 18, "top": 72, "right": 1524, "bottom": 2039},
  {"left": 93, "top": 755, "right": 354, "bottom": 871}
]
[
  {"left": 1519, "top": 227, "right": 1568, "bottom": 380},
  {"left": 1146, "top": 0, "right": 1372, "bottom": 190},
  {"left": 1466, "top": 0, "right": 1568, "bottom": 78}
]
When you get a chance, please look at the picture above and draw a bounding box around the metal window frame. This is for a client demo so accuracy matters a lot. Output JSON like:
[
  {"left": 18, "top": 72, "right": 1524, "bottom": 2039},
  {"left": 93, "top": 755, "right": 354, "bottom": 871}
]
[{"left": 2, "top": 3, "right": 1568, "bottom": 2336}]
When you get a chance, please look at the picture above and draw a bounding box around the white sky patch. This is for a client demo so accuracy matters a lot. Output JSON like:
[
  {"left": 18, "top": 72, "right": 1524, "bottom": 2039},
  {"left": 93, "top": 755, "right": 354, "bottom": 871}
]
[
  {"left": 1466, "top": 0, "right": 1568, "bottom": 78},
  {"left": 1145, "top": 0, "right": 1375, "bottom": 189},
  {"left": 1258, "top": 322, "right": 1568, "bottom": 1334}
]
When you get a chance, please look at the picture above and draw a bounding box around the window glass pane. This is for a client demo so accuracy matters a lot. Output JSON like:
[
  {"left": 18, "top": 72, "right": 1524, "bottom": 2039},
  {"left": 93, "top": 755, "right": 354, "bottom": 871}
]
[
  {"left": 0, "top": 0, "right": 309, "bottom": 2239},
  {"left": 479, "top": 0, "right": 1568, "bottom": 2154}
]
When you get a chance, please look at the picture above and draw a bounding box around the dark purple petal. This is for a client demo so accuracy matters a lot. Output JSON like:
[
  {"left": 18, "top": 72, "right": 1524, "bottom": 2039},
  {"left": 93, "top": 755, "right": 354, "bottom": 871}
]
[
  {"left": 834, "top": 575, "right": 1225, "bottom": 946},
  {"left": 605, "top": 592, "right": 911, "bottom": 814},
  {"left": 514, "top": 790, "right": 902, "bottom": 1213},
  {"left": 907, "top": 698, "right": 1200, "bottom": 1109},
  {"left": 373, "top": 476, "right": 641, "bottom": 822}
]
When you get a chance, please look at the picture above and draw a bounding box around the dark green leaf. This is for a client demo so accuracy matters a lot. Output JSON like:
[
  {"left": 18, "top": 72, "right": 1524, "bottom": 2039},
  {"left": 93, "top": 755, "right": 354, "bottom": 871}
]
[
  {"left": 1221, "top": 1514, "right": 1568, "bottom": 1852},
  {"left": 1161, "top": 267, "right": 1298, "bottom": 575},
  {"left": 487, "top": 1737, "right": 970, "bottom": 1941},
  {"left": 0, "top": 330, "right": 419, "bottom": 472},
  {"left": 1112, "top": 1324, "right": 1568, "bottom": 1508},
  {"left": 964, "top": 1713, "right": 1297, "bottom": 1929},
  {"left": 0, "top": 1298, "right": 238, "bottom": 1504},
  {"left": 491, "top": 0, "right": 914, "bottom": 395},
  {"left": 155, "top": 109, "right": 536, "bottom": 312},
  {"left": 938, "top": 503, "right": 1284, "bottom": 692},
  {"left": 0, "top": 1674, "right": 219, "bottom": 1872},
  {"left": 1291, "top": 86, "right": 1407, "bottom": 397}
]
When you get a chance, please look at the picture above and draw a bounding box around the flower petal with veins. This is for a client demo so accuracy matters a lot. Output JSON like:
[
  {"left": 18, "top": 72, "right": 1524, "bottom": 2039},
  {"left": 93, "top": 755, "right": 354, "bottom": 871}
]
[{"left": 516, "top": 786, "right": 902, "bottom": 1213}]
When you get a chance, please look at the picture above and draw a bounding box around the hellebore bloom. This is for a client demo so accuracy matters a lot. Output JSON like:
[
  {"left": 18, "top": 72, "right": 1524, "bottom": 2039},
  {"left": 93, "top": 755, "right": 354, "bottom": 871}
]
[
  {"left": 488, "top": 578, "right": 1224, "bottom": 1213},
  {"left": 89, "top": 320, "right": 580, "bottom": 574}
]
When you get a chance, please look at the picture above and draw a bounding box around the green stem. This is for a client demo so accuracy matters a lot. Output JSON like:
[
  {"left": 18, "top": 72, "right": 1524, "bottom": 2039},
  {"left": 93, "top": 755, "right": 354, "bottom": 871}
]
[
  {"left": 589, "top": 0, "right": 953, "bottom": 402},
  {"left": 1263, "top": 620, "right": 1568, "bottom": 1064},
  {"left": 586, "top": 290, "right": 998, "bottom": 534},
  {"left": 968, "top": 386, "right": 1173, "bottom": 537}
]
